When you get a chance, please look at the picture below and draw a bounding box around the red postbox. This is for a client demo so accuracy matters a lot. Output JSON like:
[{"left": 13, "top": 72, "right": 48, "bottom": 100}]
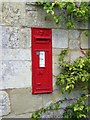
[{"left": 32, "top": 28, "right": 53, "bottom": 94}]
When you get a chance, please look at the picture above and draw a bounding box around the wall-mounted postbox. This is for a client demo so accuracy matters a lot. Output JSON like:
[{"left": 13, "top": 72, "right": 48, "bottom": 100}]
[{"left": 32, "top": 28, "right": 52, "bottom": 94}]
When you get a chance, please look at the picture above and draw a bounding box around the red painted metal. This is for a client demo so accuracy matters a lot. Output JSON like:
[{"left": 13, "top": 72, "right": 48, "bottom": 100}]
[{"left": 32, "top": 28, "right": 53, "bottom": 94}]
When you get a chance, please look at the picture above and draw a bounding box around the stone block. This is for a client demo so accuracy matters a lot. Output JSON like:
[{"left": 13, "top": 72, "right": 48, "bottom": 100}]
[
  {"left": 0, "top": 3, "right": 2, "bottom": 25},
  {"left": 25, "top": 10, "right": 54, "bottom": 27},
  {"left": 53, "top": 76, "right": 60, "bottom": 91},
  {"left": 0, "top": 49, "right": 2, "bottom": 60},
  {"left": 41, "top": 111, "right": 54, "bottom": 118},
  {"left": 1, "top": 61, "right": 32, "bottom": 89},
  {"left": 52, "top": 29, "right": 68, "bottom": 48},
  {"left": 0, "top": 91, "right": 11, "bottom": 116},
  {"left": 74, "top": 21, "right": 88, "bottom": 29},
  {"left": 53, "top": 63, "right": 60, "bottom": 77},
  {"left": 70, "top": 50, "right": 84, "bottom": 62},
  {"left": 81, "top": 31, "right": 89, "bottom": 49},
  {"left": 2, "top": 49, "right": 31, "bottom": 60},
  {"left": 69, "top": 39, "right": 80, "bottom": 49},
  {"left": 59, "top": 99, "right": 76, "bottom": 109},
  {"left": 3, "top": 112, "right": 32, "bottom": 118},
  {"left": 25, "top": 3, "right": 42, "bottom": 11},
  {"left": 0, "top": 61, "right": 2, "bottom": 88},
  {"left": 52, "top": 48, "right": 62, "bottom": 56},
  {"left": 42, "top": 90, "right": 63, "bottom": 107},
  {"left": 69, "top": 30, "right": 80, "bottom": 39},
  {"left": 9, "top": 88, "right": 43, "bottom": 114},
  {"left": 53, "top": 109, "right": 64, "bottom": 118},
  {"left": 2, "top": 27, "right": 30, "bottom": 49},
  {"left": 25, "top": 9, "right": 66, "bottom": 28},
  {"left": 42, "top": 89, "right": 83, "bottom": 109},
  {"left": 0, "top": 26, "right": 2, "bottom": 48},
  {"left": 2, "top": 3, "right": 25, "bottom": 26}
]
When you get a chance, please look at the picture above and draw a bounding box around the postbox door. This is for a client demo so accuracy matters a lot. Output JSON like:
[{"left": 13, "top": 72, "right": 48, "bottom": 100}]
[{"left": 32, "top": 28, "right": 52, "bottom": 94}]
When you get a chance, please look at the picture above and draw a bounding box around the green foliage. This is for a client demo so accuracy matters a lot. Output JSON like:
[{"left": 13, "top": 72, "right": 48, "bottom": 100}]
[
  {"left": 63, "top": 95, "right": 90, "bottom": 120},
  {"left": 56, "top": 49, "right": 90, "bottom": 93},
  {"left": 56, "top": 49, "right": 90, "bottom": 119},
  {"left": 36, "top": 2, "right": 90, "bottom": 28},
  {"left": 32, "top": 108, "right": 47, "bottom": 120}
]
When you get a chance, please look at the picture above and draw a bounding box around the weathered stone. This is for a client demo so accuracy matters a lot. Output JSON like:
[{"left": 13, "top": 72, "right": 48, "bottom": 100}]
[
  {"left": 2, "top": 27, "right": 30, "bottom": 49},
  {"left": 53, "top": 76, "right": 60, "bottom": 91},
  {"left": 52, "top": 48, "right": 62, "bottom": 56},
  {"left": 41, "top": 111, "right": 53, "bottom": 118},
  {"left": 0, "top": 91, "right": 11, "bottom": 116},
  {"left": 3, "top": 112, "right": 32, "bottom": 118},
  {"left": 9, "top": 88, "right": 42, "bottom": 114},
  {"left": 59, "top": 99, "right": 76, "bottom": 108},
  {"left": 81, "top": 31, "right": 89, "bottom": 49},
  {"left": 0, "top": 61, "right": 2, "bottom": 88},
  {"left": 0, "top": 49, "right": 2, "bottom": 60},
  {"left": 74, "top": 21, "right": 88, "bottom": 29},
  {"left": 0, "top": 26, "right": 2, "bottom": 48},
  {"left": 42, "top": 89, "right": 83, "bottom": 108},
  {"left": 69, "top": 39, "right": 80, "bottom": 49},
  {"left": 53, "top": 55, "right": 60, "bottom": 76},
  {"left": 25, "top": 10, "right": 54, "bottom": 27},
  {"left": 69, "top": 30, "right": 80, "bottom": 39},
  {"left": 70, "top": 50, "right": 84, "bottom": 62},
  {"left": 25, "top": 4, "right": 42, "bottom": 11},
  {"left": 53, "top": 63, "right": 60, "bottom": 76},
  {"left": 2, "top": 3, "right": 25, "bottom": 26},
  {"left": 42, "top": 90, "right": 62, "bottom": 107},
  {"left": 52, "top": 29, "right": 68, "bottom": 48},
  {"left": 25, "top": 9, "right": 66, "bottom": 28},
  {"left": 1, "top": 61, "right": 32, "bottom": 89},
  {"left": 0, "top": 3, "right": 2, "bottom": 25},
  {"left": 2, "top": 49, "right": 31, "bottom": 60},
  {"left": 53, "top": 109, "right": 64, "bottom": 118}
]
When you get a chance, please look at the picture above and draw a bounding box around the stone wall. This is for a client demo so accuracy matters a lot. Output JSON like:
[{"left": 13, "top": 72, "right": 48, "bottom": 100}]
[{"left": 0, "top": 2, "right": 89, "bottom": 118}]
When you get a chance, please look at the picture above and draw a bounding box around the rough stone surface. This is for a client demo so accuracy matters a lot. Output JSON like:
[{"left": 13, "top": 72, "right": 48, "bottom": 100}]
[
  {"left": 2, "top": 27, "right": 30, "bottom": 49},
  {"left": 0, "top": 3, "right": 2, "bottom": 25},
  {"left": 69, "top": 30, "right": 80, "bottom": 39},
  {"left": 0, "top": 62, "right": 2, "bottom": 88},
  {"left": 69, "top": 39, "right": 80, "bottom": 49},
  {"left": 0, "top": 91, "right": 11, "bottom": 116},
  {"left": 0, "top": 26, "right": 2, "bottom": 48},
  {"left": 2, "top": 3, "right": 25, "bottom": 26},
  {"left": 42, "top": 89, "right": 83, "bottom": 109},
  {"left": 41, "top": 111, "right": 54, "bottom": 118},
  {"left": 42, "top": 90, "right": 63, "bottom": 107},
  {"left": 1, "top": 61, "right": 31, "bottom": 89},
  {"left": 2, "top": 49, "right": 31, "bottom": 60},
  {"left": 0, "top": 49, "right": 2, "bottom": 60},
  {"left": 9, "top": 88, "right": 42, "bottom": 114},
  {"left": 3, "top": 112, "right": 32, "bottom": 118},
  {"left": 81, "top": 31, "right": 89, "bottom": 49},
  {"left": 53, "top": 55, "right": 60, "bottom": 76},
  {"left": 25, "top": 9, "right": 64, "bottom": 28},
  {"left": 52, "top": 29, "right": 68, "bottom": 48},
  {"left": 70, "top": 50, "right": 84, "bottom": 62},
  {"left": 53, "top": 109, "right": 64, "bottom": 118}
]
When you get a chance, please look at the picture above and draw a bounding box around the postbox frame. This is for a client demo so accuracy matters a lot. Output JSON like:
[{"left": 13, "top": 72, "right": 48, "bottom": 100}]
[{"left": 31, "top": 27, "right": 53, "bottom": 94}]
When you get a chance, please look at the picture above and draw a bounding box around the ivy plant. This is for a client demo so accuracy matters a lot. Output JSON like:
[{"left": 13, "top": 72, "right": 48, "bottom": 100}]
[
  {"left": 56, "top": 49, "right": 90, "bottom": 93},
  {"left": 56, "top": 49, "right": 90, "bottom": 119},
  {"left": 36, "top": 1, "right": 90, "bottom": 28}
]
